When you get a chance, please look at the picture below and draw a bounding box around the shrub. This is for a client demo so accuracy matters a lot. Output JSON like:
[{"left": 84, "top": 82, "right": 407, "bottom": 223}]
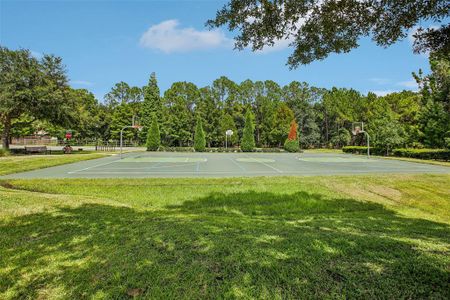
[
  {"left": 258, "top": 148, "right": 286, "bottom": 153},
  {"left": 284, "top": 120, "right": 300, "bottom": 152},
  {"left": 146, "top": 114, "right": 160, "bottom": 151},
  {"left": 241, "top": 110, "right": 255, "bottom": 152},
  {"left": 330, "top": 128, "right": 351, "bottom": 148},
  {"left": 194, "top": 118, "right": 206, "bottom": 152},
  {"left": 284, "top": 139, "right": 300, "bottom": 152},
  {"left": 0, "top": 148, "right": 10, "bottom": 157},
  {"left": 392, "top": 148, "right": 450, "bottom": 161},
  {"left": 342, "top": 146, "right": 369, "bottom": 154},
  {"left": 342, "top": 146, "right": 384, "bottom": 155},
  {"left": 343, "top": 146, "right": 450, "bottom": 161},
  {"left": 214, "top": 147, "right": 241, "bottom": 153},
  {"left": 159, "top": 146, "right": 194, "bottom": 152}
]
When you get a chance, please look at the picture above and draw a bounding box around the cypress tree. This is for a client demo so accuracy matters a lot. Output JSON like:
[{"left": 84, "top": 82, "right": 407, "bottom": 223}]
[
  {"left": 142, "top": 72, "right": 161, "bottom": 128},
  {"left": 284, "top": 120, "right": 300, "bottom": 152},
  {"left": 146, "top": 113, "right": 160, "bottom": 151},
  {"left": 194, "top": 118, "right": 206, "bottom": 152},
  {"left": 241, "top": 110, "right": 255, "bottom": 152}
]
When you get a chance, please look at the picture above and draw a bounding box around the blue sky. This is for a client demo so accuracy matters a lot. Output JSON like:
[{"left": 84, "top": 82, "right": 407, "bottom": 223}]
[{"left": 1, "top": 0, "right": 433, "bottom": 101}]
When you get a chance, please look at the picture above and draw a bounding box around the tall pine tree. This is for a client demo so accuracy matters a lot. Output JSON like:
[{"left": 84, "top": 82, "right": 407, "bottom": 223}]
[
  {"left": 146, "top": 113, "right": 161, "bottom": 151},
  {"left": 241, "top": 110, "right": 255, "bottom": 152},
  {"left": 194, "top": 117, "right": 206, "bottom": 152},
  {"left": 142, "top": 72, "right": 161, "bottom": 128}
]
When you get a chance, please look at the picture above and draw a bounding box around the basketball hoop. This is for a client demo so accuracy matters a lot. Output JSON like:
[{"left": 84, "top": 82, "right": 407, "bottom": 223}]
[
  {"left": 351, "top": 121, "right": 370, "bottom": 159},
  {"left": 352, "top": 122, "right": 364, "bottom": 136}
]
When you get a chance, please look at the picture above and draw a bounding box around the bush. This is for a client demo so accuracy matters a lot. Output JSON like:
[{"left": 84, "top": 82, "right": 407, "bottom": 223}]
[
  {"left": 159, "top": 146, "right": 194, "bottom": 152},
  {"left": 194, "top": 118, "right": 206, "bottom": 152},
  {"left": 392, "top": 148, "right": 450, "bottom": 161},
  {"left": 284, "top": 139, "right": 300, "bottom": 152},
  {"left": 146, "top": 114, "right": 161, "bottom": 151},
  {"left": 241, "top": 110, "right": 255, "bottom": 152},
  {"left": 343, "top": 146, "right": 450, "bottom": 161},
  {"left": 330, "top": 128, "right": 351, "bottom": 148},
  {"left": 0, "top": 149, "right": 10, "bottom": 157},
  {"left": 342, "top": 146, "right": 384, "bottom": 155},
  {"left": 258, "top": 148, "right": 286, "bottom": 153},
  {"left": 211, "top": 147, "right": 241, "bottom": 153},
  {"left": 284, "top": 120, "right": 300, "bottom": 152}
]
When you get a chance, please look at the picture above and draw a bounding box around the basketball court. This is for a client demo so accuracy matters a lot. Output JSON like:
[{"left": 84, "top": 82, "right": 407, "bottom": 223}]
[{"left": 2, "top": 152, "right": 449, "bottom": 178}]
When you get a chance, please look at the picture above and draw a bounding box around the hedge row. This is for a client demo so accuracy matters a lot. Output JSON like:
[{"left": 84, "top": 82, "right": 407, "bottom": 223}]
[
  {"left": 342, "top": 146, "right": 450, "bottom": 161},
  {"left": 392, "top": 148, "right": 450, "bottom": 161},
  {"left": 157, "top": 146, "right": 289, "bottom": 153},
  {"left": 342, "top": 146, "right": 384, "bottom": 155}
]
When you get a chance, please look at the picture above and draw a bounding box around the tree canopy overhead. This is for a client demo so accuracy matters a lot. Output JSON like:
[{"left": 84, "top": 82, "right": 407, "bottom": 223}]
[{"left": 207, "top": 0, "right": 450, "bottom": 68}]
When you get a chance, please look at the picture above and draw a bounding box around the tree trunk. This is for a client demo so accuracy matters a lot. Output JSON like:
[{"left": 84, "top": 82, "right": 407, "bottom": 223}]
[{"left": 1, "top": 117, "right": 11, "bottom": 150}]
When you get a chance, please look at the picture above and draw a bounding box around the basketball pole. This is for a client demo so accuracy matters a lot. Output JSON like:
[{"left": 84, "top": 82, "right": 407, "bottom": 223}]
[
  {"left": 365, "top": 132, "right": 370, "bottom": 159},
  {"left": 120, "top": 125, "right": 145, "bottom": 159},
  {"left": 352, "top": 122, "right": 370, "bottom": 159},
  {"left": 120, "top": 126, "right": 130, "bottom": 159}
]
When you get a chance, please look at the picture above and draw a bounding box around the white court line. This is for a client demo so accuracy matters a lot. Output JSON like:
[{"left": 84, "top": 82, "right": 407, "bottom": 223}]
[
  {"left": 228, "top": 157, "right": 246, "bottom": 171},
  {"left": 245, "top": 156, "right": 283, "bottom": 173},
  {"left": 67, "top": 171, "right": 287, "bottom": 174},
  {"left": 71, "top": 158, "right": 209, "bottom": 174},
  {"left": 66, "top": 169, "right": 448, "bottom": 175},
  {"left": 150, "top": 163, "right": 198, "bottom": 169},
  {"left": 86, "top": 162, "right": 198, "bottom": 171},
  {"left": 67, "top": 159, "right": 120, "bottom": 174},
  {"left": 148, "top": 162, "right": 164, "bottom": 169}
]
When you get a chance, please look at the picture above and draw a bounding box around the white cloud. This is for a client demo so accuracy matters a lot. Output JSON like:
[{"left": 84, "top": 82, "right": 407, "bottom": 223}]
[
  {"left": 397, "top": 80, "right": 418, "bottom": 89},
  {"left": 253, "top": 1, "right": 324, "bottom": 54},
  {"left": 139, "top": 19, "right": 232, "bottom": 53},
  {"left": 256, "top": 37, "right": 294, "bottom": 54},
  {"left": 71, "top": 80, "right": 93, "bottom": 86},
  {"left": 372, "top": 90, "right": 399, "bottom": 97}
]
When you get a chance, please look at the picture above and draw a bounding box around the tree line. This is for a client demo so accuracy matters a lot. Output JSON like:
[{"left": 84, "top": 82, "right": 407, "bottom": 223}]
[{"left": 1, "top": 46, "right": 449, "bottom": 152}]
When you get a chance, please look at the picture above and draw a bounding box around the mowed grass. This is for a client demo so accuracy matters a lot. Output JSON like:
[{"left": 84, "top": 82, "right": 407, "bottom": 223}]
[
  {"left": 0, "top": 153, "right": 109, "bottom": 176},
  {"left": 0, "top": 175, "right": 449, "bottom": 299},
  {"left": 377, "top": 155, "right": 450, "bottom": 167}
]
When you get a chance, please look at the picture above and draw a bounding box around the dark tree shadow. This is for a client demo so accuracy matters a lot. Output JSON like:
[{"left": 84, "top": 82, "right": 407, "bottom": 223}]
[{"left": 1, "top": 191, "right": 449, "bottom": 299}]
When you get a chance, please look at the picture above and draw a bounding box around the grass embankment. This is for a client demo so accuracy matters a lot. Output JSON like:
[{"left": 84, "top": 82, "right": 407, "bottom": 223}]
[
  {"left": 0, "top": 153, "right": 109, "bottom": 176},
  {"left": 378, "top": 155, "right": 450, "bottom": 167},
  {"left": 1, "top": 175, "right": 449, "bottom": 299}
]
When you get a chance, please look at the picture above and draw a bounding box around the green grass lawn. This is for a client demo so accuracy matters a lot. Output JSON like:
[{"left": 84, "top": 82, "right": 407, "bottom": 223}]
[
  {"left": 377, "top": 155, "right": 450, "bottom": 167},
  {"left": 0, "top": 153, "right": 110, "bottom": 176},
  {"left": 1, "top": 175, "right": 449, "bottom": 299}
]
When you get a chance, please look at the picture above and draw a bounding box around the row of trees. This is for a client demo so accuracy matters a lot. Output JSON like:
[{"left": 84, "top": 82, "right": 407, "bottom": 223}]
[
  {"left": 1, "top": 47, "right": 449, "bottom": 152},
  {"left": 146, "top": 109, "right": 300, "bottom": 152}
]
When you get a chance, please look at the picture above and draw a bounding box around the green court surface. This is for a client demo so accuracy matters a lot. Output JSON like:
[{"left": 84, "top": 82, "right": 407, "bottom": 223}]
[{"left": 1, "top": 152, "right": 449, "bottom": 178}]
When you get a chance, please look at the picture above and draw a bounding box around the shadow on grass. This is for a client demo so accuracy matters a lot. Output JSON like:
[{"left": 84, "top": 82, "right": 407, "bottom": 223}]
[{"left": 1, "top": 191, "right": 449, "bottom": 299}]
